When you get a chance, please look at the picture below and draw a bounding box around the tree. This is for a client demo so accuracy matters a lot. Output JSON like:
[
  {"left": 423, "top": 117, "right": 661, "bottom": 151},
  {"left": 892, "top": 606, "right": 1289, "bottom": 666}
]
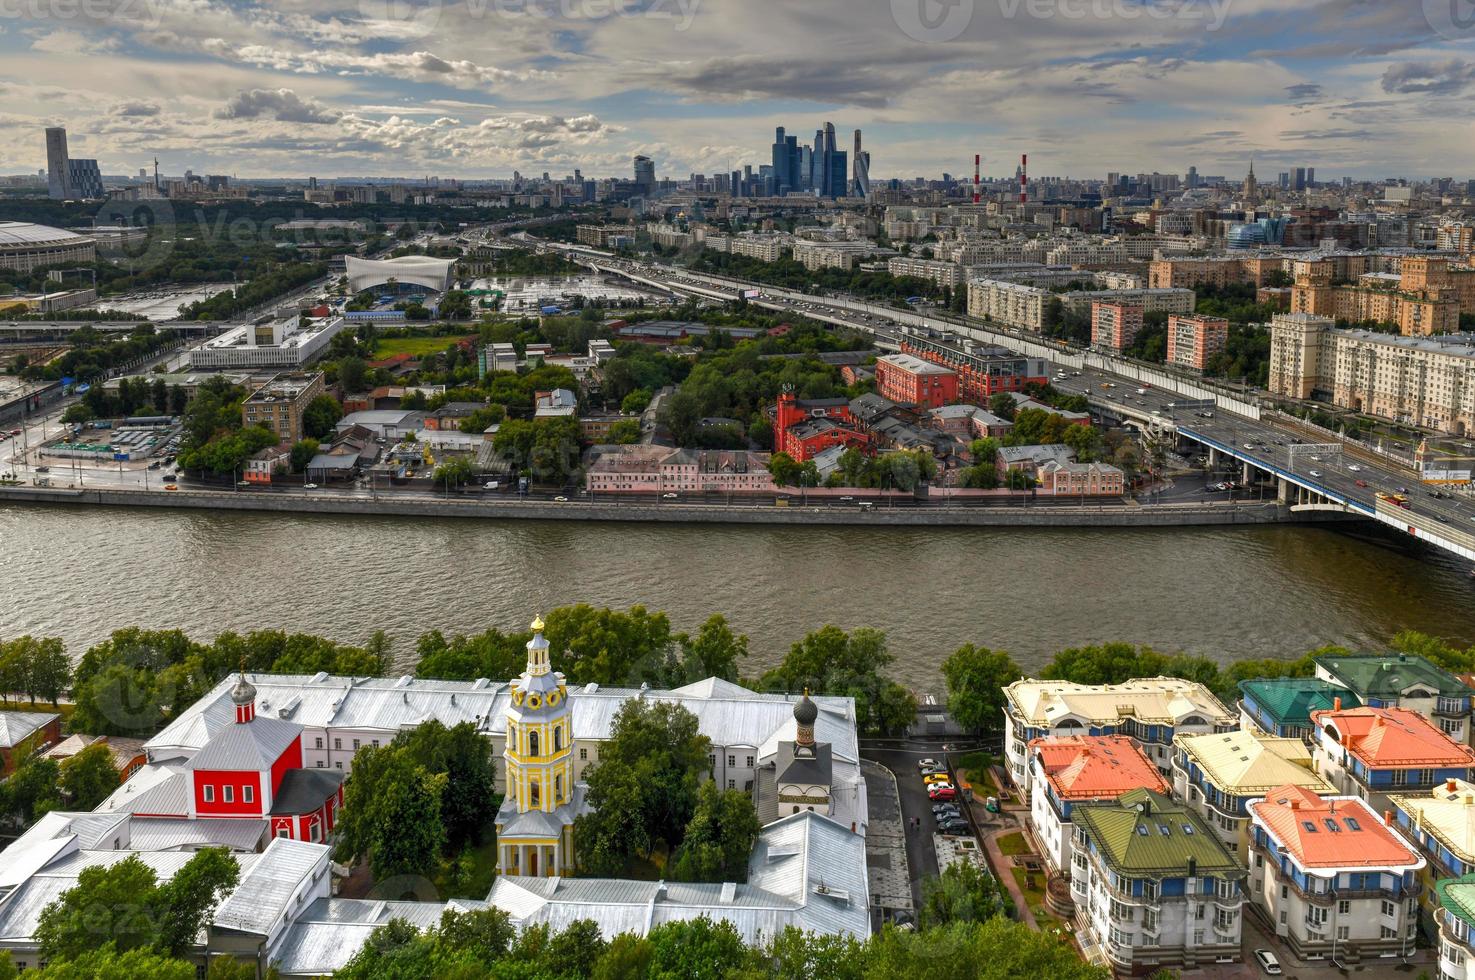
[
  {"left": 290, "top": 439, "right": 320, "bottom": 473},
  {"left": 645, "top": 918, "right": 751, "bottom": 979},
  {"left": 942, "top": 645, "right": 1022, "bottom": 736},
  {"left": 58, "top": 743, "right": 120, "bottom": 811},
  {"left": 544, "top": 604, "right": 674, "bottom": 687},
  {"left": 989, "top": 392, "right": 1016, "bottom": 420},
  {"left": 674, "top": 615, "right": 747, "bottom": 684},
  {"left": 26, "top": 948, "right": 195, "bottom": 980},
  {"left": 369, "top": 759, "right": 447, "bottom": 884},
  {"left": 608, "top": 418, "right": 642, "bottom": 444},
  {"left": 671, "top": 782, "right": 761, "bottom": 883},
  {"left": 576, "top": 700, "right": 711, "bottom": 874},
  {"left": 761, "top": 626, "right": 917, "bottom": 735},
  {"left": 153, "top": 847, "right": 240, "bottom": 956},
  {"left": 36, "top": 854, "right": 162, "bottom": 958},
  {"left": 0, "top": 636, "right": 70, "bottom": 704},
  {"left": 768, "top": 451, "right": 802, "bottom": 487},
  {"left": 0, "top": 756, "right": 61, "bottom": 827},
  {"left": 433, "top": 456, "right": 477, "bottom": 490},
  {"left": 338, "top": 356, "right": 368, "bottom": 395},
  {"left": 392, "top": 721, "right": 498, "bottom": 851},
  {"left": 918, "top": 860, "right": 1013, "bottom": 929},
  {"left": 302, "top": 395, "right": 344, "bottom": 441}
]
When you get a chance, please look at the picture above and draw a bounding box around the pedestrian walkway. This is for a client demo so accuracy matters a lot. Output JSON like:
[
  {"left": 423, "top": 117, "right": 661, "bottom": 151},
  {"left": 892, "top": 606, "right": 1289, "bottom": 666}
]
[
  {"left": 982, "top": 826, "right": 1039, "bottom": 931},
  {"left": 861, "top": 760, "right": 913, "bottom": 917}
]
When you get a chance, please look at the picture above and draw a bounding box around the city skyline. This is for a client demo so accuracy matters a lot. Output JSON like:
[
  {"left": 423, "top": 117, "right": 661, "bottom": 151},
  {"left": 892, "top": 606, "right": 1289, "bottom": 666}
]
[{"left": 0, "top": 1, "right": 1472, "bottom": 181}]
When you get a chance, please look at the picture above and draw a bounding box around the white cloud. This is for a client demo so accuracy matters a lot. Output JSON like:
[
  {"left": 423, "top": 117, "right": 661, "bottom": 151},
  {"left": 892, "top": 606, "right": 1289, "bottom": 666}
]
[{"left": 215, "top": 88, "right": 341, "bottom": 125}]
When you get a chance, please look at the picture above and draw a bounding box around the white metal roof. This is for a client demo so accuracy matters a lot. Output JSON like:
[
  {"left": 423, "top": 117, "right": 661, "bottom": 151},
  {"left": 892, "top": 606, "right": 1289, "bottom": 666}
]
[
  {"left": 0, "top": 222, "right": 91, "bottom": 248},
  {"left": 213, "top": 838, "right": 329, "bottom": 937},
  {"left": 0, "top": 710, "right": 58, "bottom": 748}
]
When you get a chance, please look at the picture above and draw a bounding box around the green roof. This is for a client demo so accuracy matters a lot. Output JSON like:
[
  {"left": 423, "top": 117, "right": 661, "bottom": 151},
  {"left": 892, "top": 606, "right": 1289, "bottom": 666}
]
[
  {"left": 1314, "top": 654, "right": 1469, "bottom": 699},
  {"left": 1240, "top": 678, "right": 1361, "bottom": 727},
  {"left": 1437, "top": 874, "right": 1475, "bottom": 929},
  {"left": 1072, "top": 789, "right": 1242, "bottom": 877}
]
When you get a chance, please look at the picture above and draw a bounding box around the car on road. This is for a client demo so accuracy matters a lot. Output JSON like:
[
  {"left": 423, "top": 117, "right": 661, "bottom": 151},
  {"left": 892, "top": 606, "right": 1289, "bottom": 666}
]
[
  {"left": 8, "top": 429, "right": 19, "bottom": 436},
  {"left": 916, "top": 759, "right": 942, "bottom": 770},
  {"left": 1243, "top": 444, "right": 1255, "bottom": 451},
  {"left": 1355, "top": 480, "right": 1369, "bottom": 488},
  {"left": 1253, "top": 949, "right": 1282, "bottom": 975},
  {"left": 164, "top": 484, "right": 178, "bottom": 491},
  {"left": 34, "top": 466, "right": 48, "bottom": 473},
  {"left": 927, "top": 785, "right": 957, "bottom": 801},
  {"left": 1309, "top": 470, "right": 1322, "bottom": 478},
  {"left": 1348, "top": 464, "right": 1362, "bottom": 472},
  {"left": 303, "top": 483, "right": 319, "bottom": 490},
  {"left": 662, "top": 492, "right": 679, "bottom": 499},
  {"left": 236, "top": 481, "right": 251, "bottom": 488},
  {"left": 484, "top": 482, "right": 500, "bottom": 491},
  {"left": 554, "top": 496, "right": 570, "bottom": 502},
  {"left": 923, "top": 773, "right": 952, "bottom": 786}
]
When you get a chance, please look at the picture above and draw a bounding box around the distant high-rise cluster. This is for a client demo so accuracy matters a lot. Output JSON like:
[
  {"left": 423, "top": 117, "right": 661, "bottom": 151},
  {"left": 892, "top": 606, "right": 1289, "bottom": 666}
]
[
  {"left": 44, "top": 127, "right": 104, "bottom": 201},
  {"left": 765, "top": 122, "right": 857, "bottom": 199}
]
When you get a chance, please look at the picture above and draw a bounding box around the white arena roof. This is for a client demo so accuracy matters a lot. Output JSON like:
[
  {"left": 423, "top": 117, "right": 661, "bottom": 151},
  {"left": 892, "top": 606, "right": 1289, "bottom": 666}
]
[{"left": 0, "top": 221, "right": 93, "bottom": 248}]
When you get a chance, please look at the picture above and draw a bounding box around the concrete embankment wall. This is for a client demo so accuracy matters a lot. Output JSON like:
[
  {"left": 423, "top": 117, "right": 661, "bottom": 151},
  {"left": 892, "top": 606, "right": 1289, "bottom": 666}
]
[{"left": 0, "top": 487, "right": 1363, "bottom": 529}]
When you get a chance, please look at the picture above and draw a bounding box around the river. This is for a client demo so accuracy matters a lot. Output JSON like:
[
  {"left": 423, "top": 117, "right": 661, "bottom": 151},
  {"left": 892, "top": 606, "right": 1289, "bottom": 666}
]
[{"left": 3, "top": 504, "right": 1473, "bottom": 693}]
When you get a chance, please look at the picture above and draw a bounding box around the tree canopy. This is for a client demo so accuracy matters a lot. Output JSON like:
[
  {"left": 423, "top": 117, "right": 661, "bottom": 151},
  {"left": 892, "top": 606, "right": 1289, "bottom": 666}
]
[{"left": 760, "top": 626, "right": 918, "bottom": 736}]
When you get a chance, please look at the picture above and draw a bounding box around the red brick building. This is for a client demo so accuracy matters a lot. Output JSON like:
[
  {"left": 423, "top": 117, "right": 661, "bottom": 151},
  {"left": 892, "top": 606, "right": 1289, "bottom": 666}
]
[
  {"left": 874, "top": 354, "right": 960, "bottom": 409},
  {"left": 775, "top": 392, "right": 871, "bottom": 462},
  {"left": 899, "top": 337, "right": 1049, "bottom": 403}
]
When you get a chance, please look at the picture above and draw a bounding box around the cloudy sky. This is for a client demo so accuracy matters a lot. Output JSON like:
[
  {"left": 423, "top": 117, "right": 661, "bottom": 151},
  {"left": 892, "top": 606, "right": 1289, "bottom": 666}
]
[{"left": 0, "top": 0, "right": 1472, "bottom": 181}]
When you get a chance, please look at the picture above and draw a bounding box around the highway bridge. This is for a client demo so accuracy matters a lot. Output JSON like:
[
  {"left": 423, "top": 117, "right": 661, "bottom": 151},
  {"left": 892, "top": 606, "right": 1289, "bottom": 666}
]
[
  {"left": 545, "top": 243, "right": 1475, "bottom": 568},
  {"left": 0, "top": 320, "right": 216, "bottom": 339}
]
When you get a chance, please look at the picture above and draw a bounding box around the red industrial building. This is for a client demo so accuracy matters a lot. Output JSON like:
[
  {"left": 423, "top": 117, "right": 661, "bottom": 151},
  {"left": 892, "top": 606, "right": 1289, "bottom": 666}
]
[
  {"left": 899, "top": 337, "right": 1049, "bottom": 403},
  {"left": 775, "top": 392, "right": 871, "bottom": 462},
  {"left": 874, "top": 354, "right": 959, "bottom": 409}
]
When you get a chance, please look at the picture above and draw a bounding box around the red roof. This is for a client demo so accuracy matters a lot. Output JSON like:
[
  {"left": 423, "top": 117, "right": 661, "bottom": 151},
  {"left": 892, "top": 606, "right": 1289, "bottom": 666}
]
[
  {"left": 1249, "top": 785, "right": 1420, "bottom": 869},
  {"left": 1310, "top": 706, "right": 1475, "bottom": 769},
  {"left": 1028, "top": 735, "right": 1168, "bottom": 800}
]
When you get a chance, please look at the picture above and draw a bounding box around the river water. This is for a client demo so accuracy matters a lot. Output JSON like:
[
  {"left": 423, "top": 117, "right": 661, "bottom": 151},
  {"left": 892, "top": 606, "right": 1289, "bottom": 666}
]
[{"left": 3, "top": 504, "right": 1473, "bottom": 693}]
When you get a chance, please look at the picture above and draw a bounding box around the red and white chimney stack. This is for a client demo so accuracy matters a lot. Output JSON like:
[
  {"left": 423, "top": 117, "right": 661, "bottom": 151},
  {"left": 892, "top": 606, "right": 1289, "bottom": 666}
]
[
  {"left": 973, "top": 154, "right": 981, "bottom": 204},
  {"left": 1020, "top": 154, "right": 1028, "bottom": 205}
]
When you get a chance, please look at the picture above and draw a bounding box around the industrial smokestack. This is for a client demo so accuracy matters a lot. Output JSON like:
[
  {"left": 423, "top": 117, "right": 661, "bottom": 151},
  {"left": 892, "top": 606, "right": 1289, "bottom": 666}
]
[
  {"left": 974, "top": 154, "right": 981, "bottom": 204},
  {"left": 1020, "top": 153, "right": 1028, "bottom": 205}
]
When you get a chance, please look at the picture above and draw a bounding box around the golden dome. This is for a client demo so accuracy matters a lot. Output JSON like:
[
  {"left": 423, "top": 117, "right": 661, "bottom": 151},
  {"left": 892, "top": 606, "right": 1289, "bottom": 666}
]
[{"left": 531, "top": 614, "right": 545, "bottom": 632}]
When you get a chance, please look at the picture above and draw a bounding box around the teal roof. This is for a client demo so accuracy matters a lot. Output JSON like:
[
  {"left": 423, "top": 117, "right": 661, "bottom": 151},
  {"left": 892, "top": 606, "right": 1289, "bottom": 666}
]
[
  {"left": 1072, "top": 789, "right": 1242, "bottom": 878},
  {"left": 1239, "top": 678, "right": 1361, "bottom": 727},
  {"left": 1314, "top": 654, "right": 1470, "bottom": 699},
  {"left": 1437, "top": 874, "right": 1475, "bottom": 929}
]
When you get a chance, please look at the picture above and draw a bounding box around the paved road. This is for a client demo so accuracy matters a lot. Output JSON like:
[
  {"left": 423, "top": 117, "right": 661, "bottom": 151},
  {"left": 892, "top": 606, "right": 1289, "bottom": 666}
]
[{"left": 862, "top": 747, "right": 944, "bottom": 910}]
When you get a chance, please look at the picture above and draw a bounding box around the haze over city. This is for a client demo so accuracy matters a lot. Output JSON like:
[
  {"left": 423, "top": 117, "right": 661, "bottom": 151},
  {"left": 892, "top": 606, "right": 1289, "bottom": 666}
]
[{"left": 0, "top": 0, "right": 1473, "bottom": 179}]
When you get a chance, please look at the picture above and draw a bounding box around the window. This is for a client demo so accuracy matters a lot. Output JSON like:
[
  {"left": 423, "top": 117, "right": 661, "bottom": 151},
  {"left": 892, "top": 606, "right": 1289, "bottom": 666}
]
[
  {"left": 746, "top": 755, "right": 755, "bottom": 768},
  {"left": 276, "top": 827, "right": 290, "bottom": 839},
  {"left": 1339, "top": 900, "right": 1351, "bottom": 915},
  {"left": 530, "top": 781, "right": 540, "bottom": 807},
  {"left": 335, "top": 761, "right": 342, "bottom": 770},
  {"left": 580, "top": 748, "right": 587, "bottom": 761},
  {"left": 372, "top": 740, "right": 379, "bottom": 748},
  {"left": 244, "top": 785, "right": 254, "bottom": 804},
  {"left": 554, "top": 727, "right": 562, "bottom": 752},
  {"left": 1383, "top": 900, "right": 1397, "bottom": 917},
  {"left": 1345, "top": 817, "right": 1362, "bottom": 831},
  {"left": 555, "top": 774, "right": 563, "bottom": 802},
  {"left": 353, "top": 739, "right": 361, "bottom": 751},
  {"left": 223, "top": 786, "right": 234, "bottom": 803},
  {"left": 1324, "top": 819, "right": 1342, "bottom": 833},
  {"left": 310, "top": 821, "right": 321, "bottom": 843},
  {"left": 203, "top": 785, "right": 215, "bottom": 803},
  {"left": 334, "top": 738, "right": 342, "bottom": 750},
  {"left": 315, "top": 737, "right": 323, "bottom": 749},
  {"left": 1308, "top": 906, "right": 1327, "bottom": 926},
  {"left": 1337, "top": 926, "right": 1350, "bottom": 941},
  {"left": 529, "top": 731, "right": 540, "bottom": 757},
  {"left": 727, "top": 779, "right": 735, "bottom": 789},
  {"left": 728, "top": 755, "right": 736, "bottom": 767},
  {"left": 1381, "top": 926, "right": 1397, "bottom": 939},
  {"left": 1391, "top": 769, "right": 1407, "bottom": 787}
]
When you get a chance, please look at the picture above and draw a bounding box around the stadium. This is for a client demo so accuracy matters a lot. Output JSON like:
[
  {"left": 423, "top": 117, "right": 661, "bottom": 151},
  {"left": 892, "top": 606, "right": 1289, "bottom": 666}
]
[{"left": 0, "top": 221, "right": 97, "bottom": 273}]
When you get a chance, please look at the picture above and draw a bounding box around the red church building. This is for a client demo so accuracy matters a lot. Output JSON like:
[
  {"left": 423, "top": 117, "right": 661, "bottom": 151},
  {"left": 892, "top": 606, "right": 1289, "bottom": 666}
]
[
  {"left": 181, "top": 673, "right": 345, "bottom": 844},
  {"left": 774, "top": 392, "right": 871, "bottom": 462}
]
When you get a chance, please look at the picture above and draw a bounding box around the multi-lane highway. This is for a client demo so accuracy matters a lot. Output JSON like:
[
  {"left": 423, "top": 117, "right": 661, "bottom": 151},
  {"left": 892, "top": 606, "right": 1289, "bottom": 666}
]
[{"left": 543, "top": 245, "right": 1475, "bottom": 564}]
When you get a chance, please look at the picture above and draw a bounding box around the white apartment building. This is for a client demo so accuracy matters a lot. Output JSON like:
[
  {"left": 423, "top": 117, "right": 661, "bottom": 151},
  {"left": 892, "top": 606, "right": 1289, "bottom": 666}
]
[
  {"left": 188, "top": 317, "right": 350, "bottom": 370},
  {"left": 967, "top": 278, "right": 1051, "bottom": 331},
  {"left": 1002, "top": 677, "right": 1235, "bottom": 789},
  {"left": 1247, "top": 787, "right": 1423, "bottom": 961},
  {"left": 887, "top": 256, "right": 966, "bottom": 287}
]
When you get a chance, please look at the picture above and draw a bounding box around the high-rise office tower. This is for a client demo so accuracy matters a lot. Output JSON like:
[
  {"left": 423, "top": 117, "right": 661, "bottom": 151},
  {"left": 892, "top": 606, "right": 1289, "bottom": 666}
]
[
  {"left": 798, "top": 146, "right": 812, "bottom": 191},
  {"left": 771, "top": 127, "right": 790, "bottom": 192},
  {"left": 1306, "top": 167, "right": 1315, "bottom": 187},
  {"left": 1294, "top": 167, "right": 1307, "bottom": 191},
  {"left": 1185, "top": 166, "right": 1198, "bottom": 189},
  {"left": 812, "top": 129, "right": 825, "bottom": 192},
  {"left": 852, "top": 130, "right": 871, "bottom": 198},
  {"left": 634, "top": 155, "right": 655, "bottom": 195},
  {"left": 45, "top": 127, "right": 70, "bottom": 200}
]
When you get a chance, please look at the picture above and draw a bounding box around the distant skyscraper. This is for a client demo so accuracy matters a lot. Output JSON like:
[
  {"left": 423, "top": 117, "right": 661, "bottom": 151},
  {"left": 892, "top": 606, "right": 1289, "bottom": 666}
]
[
  {"left": 771, "top": 127, "right": 801, "bottom": 195},
  {"left": 1278, "top": 172, "right": 1291, "bottom": 190},
  {"left": 45, "top": 127, "right": 70, "bottom": 200},
  {"left": 66, "top": 159, "right": 104, "bottom": 199},
  {"left": 1306, "top": 167, "right": 1315, "bottom": 187},
  {"left": 1294, "top": 167, "right": 1307, "bottom": 191},
  {"left": 633, "top": 155, "right": 655, "bottom": 195},
  {"left": 1185, "top": 166, "right": 1198, "bottom": 189},
  {"left": 812, "top": 128, "right": 825, "bottom": 192},
  {"left": 852, "top": 129, "right": 870, "bottom": 198}
]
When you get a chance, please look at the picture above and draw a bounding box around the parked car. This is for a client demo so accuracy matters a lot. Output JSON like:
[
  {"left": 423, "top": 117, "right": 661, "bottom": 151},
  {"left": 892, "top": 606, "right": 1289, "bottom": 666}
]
[
  {"left": 164, "top": 484, "right": 178, "bottom": 491},
  {"left": 1355, "top": 480, "right": 1369, "bottom": 488},
  {"left": 554, "top": 496, "right": 569, "bottom": 502},
  {"left": 923, "top": 773, "right": 952, "bottom": 786},
  {"left": 662, "top": 492, "right": 678, "bottom": 499},
  {"left": 916, "top": 759, "right": 942, "bottom": 771},
  {"left": 927, "top": 785, "right": 957, "bottom": 801},
  {"left": 303, "top": 483, "right": 319, "bottom": 490},
  {"left": 1253, "top": 949, "right": 1282, "bottom": 975},
  {"left": 938, "top": 819, "right": 970, "bottom": 835}
]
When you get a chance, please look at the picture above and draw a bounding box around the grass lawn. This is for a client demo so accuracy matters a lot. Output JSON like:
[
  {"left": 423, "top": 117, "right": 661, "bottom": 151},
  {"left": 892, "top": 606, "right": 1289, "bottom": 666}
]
[
  {"left": 997, "top": 832, "right": 1033, "bottom": 856},
  {"left": 0, "top": 699, "right": 73, "bottom": 721},
  {"left": 434, "top": 829, "right": 502, "bottom": 900},
  {"left": 374, "top": 335, "right": 474, "bottom": 358},
  {"left": 1010, "top": 866, "right": 1047, "bottom": 910}
]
